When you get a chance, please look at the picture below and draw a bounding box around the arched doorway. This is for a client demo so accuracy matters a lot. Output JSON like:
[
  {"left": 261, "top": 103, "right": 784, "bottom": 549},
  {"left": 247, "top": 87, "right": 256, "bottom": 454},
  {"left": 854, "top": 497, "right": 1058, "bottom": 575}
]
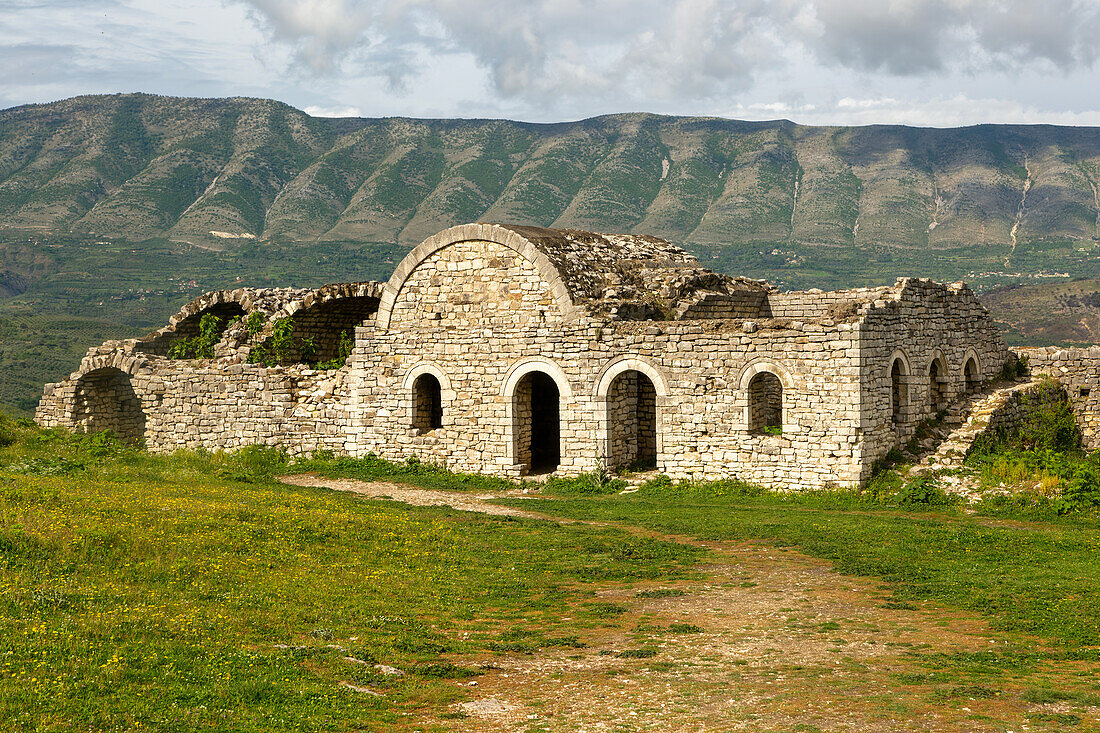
[
  {"left": 928, "top": 355, "right": 947, "bottom": 412},
  {"left": 891, "top": 358, "right": 908, "bottom": 425},
  {"left": 964, "top": 356, "right": 980, "bottom": 394},
  {"left": 515, "top": 371, "right": 560, "bottom": 473},
  {"left": 748, "top": 371, "right": 783, "bottom": 434},
  {"left": 72, "top": 368, "right": 145, "bottom": 443},
  {"left": 606, "top": 370, "right": 657, "bottom": 470}
]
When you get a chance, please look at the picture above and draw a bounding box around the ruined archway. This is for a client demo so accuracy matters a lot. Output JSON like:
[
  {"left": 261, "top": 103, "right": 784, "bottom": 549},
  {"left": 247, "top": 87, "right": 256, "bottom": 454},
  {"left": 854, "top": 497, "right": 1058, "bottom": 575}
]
[
  {"left": 141, "top": 301, "right": 246, "bottom": 357},
  {"left": 606, "top": 370, "right": 658, "bottom": 470},
  {"left": 72, "top": 368, "right": 145, "bottom": 443},
  {"left": 286, "top": 295, "right": 380, "bottom": 364}
]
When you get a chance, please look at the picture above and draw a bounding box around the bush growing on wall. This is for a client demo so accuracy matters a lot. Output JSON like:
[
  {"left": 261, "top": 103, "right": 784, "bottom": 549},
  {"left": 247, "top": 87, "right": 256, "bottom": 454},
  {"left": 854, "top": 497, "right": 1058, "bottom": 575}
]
[
  {"left": 167, "top": 313, "right": 224, "bottom": 359},
  {"left": 247, "top": 317, "right": 316, "bottom": 367}
]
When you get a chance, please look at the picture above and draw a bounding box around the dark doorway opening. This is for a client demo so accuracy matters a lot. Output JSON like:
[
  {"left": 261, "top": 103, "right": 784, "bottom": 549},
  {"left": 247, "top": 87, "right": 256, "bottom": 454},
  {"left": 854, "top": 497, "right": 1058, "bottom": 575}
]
[
  {"left": 517, "top": 371, "right": 560, "bottom": 473},
  {"left": 891, "top": 358, "right": 907, "bottom": 425},
  {"left": 929, "top": 357, "right": 947, "bottom": 412},
  {"left": 964, "top": 357, "right": 980, "bottom": 394}
]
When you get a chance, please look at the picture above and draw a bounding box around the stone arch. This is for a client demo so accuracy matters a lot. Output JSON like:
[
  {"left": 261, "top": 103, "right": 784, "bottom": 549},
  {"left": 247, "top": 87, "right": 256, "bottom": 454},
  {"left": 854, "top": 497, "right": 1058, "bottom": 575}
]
[
  {"left": 595, "top": 359, "right": 669, "bottom": 471},
  {"left": 270, "top": 282, "right": 383, "bottom": 365},
  {"left": 963, "top": 350, "right": 982, "bottom": 394},
  {"left": 140, "top": 298, "right": 247, "bottom": 357},
  {"left": 927, "top": 349, "right": 949, "bottom": 412},
  {"left": 737, "top": 359, "right": 795, "bottom": 434},
  {"left": 889, "top": 349, "right": 912, "bottom": 426},
  {"left": 502, "top": 357, "right": 572, "bottom": 475},
  {"left": 402, "top": 363, "right": 455, "bottom": 433},
  {"left": 72, "top": 367, "right": 145, "bottom": 443},
  {"left": 375, "top": 223, "right": 577, "bottom": 331},
  {"left": 595, "top": 356, "right": 670, "bottom": 398}
]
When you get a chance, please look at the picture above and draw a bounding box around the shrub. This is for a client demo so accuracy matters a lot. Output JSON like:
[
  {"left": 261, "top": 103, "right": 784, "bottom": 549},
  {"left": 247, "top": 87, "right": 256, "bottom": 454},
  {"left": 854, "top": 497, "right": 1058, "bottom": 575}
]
[
  {"left": 167, "top": 313, "right": 224, "bottom": 359},
  {"left": 245, "top": 311, "right": 266, "bottom": 335},
  {"left": 248, "top": 317, "right": 317, "bottom": 367},
  {"left": 897, "top": 475, "right": 952, "bottom": 506},
  {"left": 1016, "top": 381, "right": 1080, "bottom": 452}
]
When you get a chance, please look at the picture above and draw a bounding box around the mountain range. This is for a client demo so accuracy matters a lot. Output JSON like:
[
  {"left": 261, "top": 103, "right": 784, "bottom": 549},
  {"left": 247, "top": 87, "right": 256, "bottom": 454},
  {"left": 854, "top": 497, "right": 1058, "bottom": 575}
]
[
  {"left": 4, "top": 93, "right": 1100, "bottom": 280},
  {"left": 5, "top": 93, "right": 1100, "bottom": 415}
]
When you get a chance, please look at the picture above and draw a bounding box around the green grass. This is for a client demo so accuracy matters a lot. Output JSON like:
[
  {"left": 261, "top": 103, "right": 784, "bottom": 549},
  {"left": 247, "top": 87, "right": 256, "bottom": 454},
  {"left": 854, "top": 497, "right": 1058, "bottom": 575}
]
[
  {"left": 5, "top": 414, "right": 1100, "bottom": 727},
  {"left": 499, "top": 483, "right": 1100, "bottom": 649},
  {"left": 0, "top": 422, "right": 700, "bottom": 731}
]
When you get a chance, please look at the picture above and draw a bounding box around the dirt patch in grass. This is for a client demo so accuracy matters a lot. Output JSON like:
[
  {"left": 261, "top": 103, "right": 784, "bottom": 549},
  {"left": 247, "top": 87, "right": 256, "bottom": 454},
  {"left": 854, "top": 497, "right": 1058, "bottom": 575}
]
[
  {"left": 282, "top": 474, "right": 544, "bottom": 518},
  {"left": 289, "top": 475, "right": 1100, "bottom": 731}
]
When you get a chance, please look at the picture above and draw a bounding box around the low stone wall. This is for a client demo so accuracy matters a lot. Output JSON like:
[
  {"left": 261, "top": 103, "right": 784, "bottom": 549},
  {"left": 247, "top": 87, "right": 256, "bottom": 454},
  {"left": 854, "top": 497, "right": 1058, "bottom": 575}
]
[
  {"left": 1017, "top": 346, "right": 1100, "bottom": 450},
  {"left": 36, "top": 345, "right": 353, "bottom": 456}
]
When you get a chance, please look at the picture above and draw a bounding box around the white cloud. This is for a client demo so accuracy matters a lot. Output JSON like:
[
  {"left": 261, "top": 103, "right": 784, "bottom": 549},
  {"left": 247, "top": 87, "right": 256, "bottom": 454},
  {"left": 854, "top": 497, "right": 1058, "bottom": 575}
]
[
  {"left": 723, "top": 94, "right": 1100, "bottom": 128},
  {"left": 226, "top": 0, "right": 1100, "bottom": 110},
  {"left": 303, "top": 104, "right": 363, "bottom": 117}
]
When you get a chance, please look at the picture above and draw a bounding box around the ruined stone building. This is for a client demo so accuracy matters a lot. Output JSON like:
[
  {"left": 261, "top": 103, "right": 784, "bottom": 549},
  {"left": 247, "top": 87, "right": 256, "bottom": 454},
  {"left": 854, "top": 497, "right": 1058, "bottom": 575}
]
[{"left": 37, "top": 223, "right": 1029, "bottom": 490}]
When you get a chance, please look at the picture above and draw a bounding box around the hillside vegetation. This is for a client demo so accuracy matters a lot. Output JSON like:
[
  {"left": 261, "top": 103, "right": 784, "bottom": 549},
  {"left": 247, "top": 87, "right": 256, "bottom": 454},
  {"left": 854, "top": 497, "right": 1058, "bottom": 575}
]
[
  {"left": 5, "top": 94, "right": 1100, "bottom": 280},
  {"left": 983, "top": 278, "right": 1100, "bottom": 345},
  {"left": 6, "top": 93, "right": 1100, "bottom": 415}
]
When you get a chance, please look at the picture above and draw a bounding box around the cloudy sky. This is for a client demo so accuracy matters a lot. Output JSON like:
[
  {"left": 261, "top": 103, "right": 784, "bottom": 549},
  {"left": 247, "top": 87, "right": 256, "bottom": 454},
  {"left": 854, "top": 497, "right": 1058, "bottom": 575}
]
[{"left": 4, "top": 0, "right": 1100, "bottom": 126}]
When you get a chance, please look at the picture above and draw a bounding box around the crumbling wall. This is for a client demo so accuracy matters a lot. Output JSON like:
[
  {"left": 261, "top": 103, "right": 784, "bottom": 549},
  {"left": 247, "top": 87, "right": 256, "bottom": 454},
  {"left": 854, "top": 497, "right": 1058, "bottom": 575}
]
[
  {"left": 37, "top": 345, "right": 354, "bottom": 455},
  {"left": 1017, "top": 346, "right": 1100, "bottom": 450},
  {"left": 858, "top": 278, "right": 1013, "bottom": 474}
]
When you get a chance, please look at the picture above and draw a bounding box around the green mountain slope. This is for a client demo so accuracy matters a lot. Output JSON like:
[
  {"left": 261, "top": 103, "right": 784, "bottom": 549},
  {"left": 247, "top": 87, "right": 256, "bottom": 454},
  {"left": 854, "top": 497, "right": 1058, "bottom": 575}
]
[
  {"left": 7, "top": 93, "right": 1100, "bottom": 415},
  {"left": 4, "top": 94, "right": 1100, "bottom": 275}
]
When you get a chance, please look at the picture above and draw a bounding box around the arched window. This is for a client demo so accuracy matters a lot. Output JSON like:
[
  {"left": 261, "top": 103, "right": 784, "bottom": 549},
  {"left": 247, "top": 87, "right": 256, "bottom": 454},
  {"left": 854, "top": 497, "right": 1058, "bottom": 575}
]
[
  {"left": 73, "top": 367, "right": 145, "bottom": 443},
  {"left": 412, "top": 373, "right": 443, "bottom": 433},
  {"left": 606, "top": 370, "right": 658, "bottom": 470},
  {"left": 891, "top": 358, "right": 908, "bottom": 425},
  {"left": 928, "top": 355, "right": 947, "bottom": 412},
  {"left": 514, "top": 371, "right": 560, "bottom": 473},
  {"left": 748, "top": 371, "right": 783, "bottom": 435},
  {"left": 964, "top": 356, "right": 980, "bottom": 394}
]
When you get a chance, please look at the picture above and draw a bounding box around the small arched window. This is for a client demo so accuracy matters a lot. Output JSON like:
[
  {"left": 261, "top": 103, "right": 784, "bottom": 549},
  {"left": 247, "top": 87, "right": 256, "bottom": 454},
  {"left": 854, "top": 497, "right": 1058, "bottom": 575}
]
[
  {"left": 964, "top": 357, "right": 980, "bottom": 394},
  {"left": 412, "top": 373, "right": 443, "bottom": 433},
  {"left": 928, "top": 356, "right": 947, "bottom": 412},
  {"left": 748, "top": 371, "right": 783, "bottom": 435},
  {"left": 891, "top": 358, "right": 908, "bottom": 425}
]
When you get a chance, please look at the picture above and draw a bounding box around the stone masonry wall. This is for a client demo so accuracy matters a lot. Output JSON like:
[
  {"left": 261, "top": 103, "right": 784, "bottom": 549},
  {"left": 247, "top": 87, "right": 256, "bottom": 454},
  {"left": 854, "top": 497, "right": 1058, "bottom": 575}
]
[
  {"left": 345, "top": 237, "right": 868, "bottom": 490},
  {"left": 857, "top": 279, "right": 1012, "bottom": 476},
  {"left": 35, "top": 228, "right": 1018, "bottom": 493},
  {"left": 1017, "top": 346, "right": 1100, "bottom": 450},
  {"left": 36, "top": 344, "right": 356, "bottom": 457}
]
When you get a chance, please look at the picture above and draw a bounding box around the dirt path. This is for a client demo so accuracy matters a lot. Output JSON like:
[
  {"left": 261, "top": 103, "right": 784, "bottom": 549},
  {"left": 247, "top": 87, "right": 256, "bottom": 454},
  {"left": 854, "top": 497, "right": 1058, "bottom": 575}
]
[
  {"left": 282, "top": 475, "right": 1099, "bottom": 732},
  {"left": 282, "top": 474, "right": 544, "bottom": 519}
]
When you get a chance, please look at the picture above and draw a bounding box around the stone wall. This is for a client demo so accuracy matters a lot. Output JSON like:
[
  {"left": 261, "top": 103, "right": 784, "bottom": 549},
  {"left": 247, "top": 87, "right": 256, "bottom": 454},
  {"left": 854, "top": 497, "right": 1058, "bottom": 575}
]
[
  {"left": 37, "top": 345, "right": 355, "bottom": 456},
  {"left": 345, "top": 235, "right": 869, "bottom": 490},
  {"left": 857, "top": 279, "right": 1012, "bottom": 473},
  {"left": 35, "top": 226, "right": 1018, "bottom": 492},
  {"left": 1017, "top": 346, "right": 1100, "bottom": 449}
]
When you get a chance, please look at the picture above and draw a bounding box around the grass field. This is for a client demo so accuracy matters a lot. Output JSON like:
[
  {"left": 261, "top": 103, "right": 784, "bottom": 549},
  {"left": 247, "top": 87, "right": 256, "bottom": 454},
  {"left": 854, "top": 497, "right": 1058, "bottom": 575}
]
[{"left": 2, "top": 416, "right": 1099, "bottom": 730}]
